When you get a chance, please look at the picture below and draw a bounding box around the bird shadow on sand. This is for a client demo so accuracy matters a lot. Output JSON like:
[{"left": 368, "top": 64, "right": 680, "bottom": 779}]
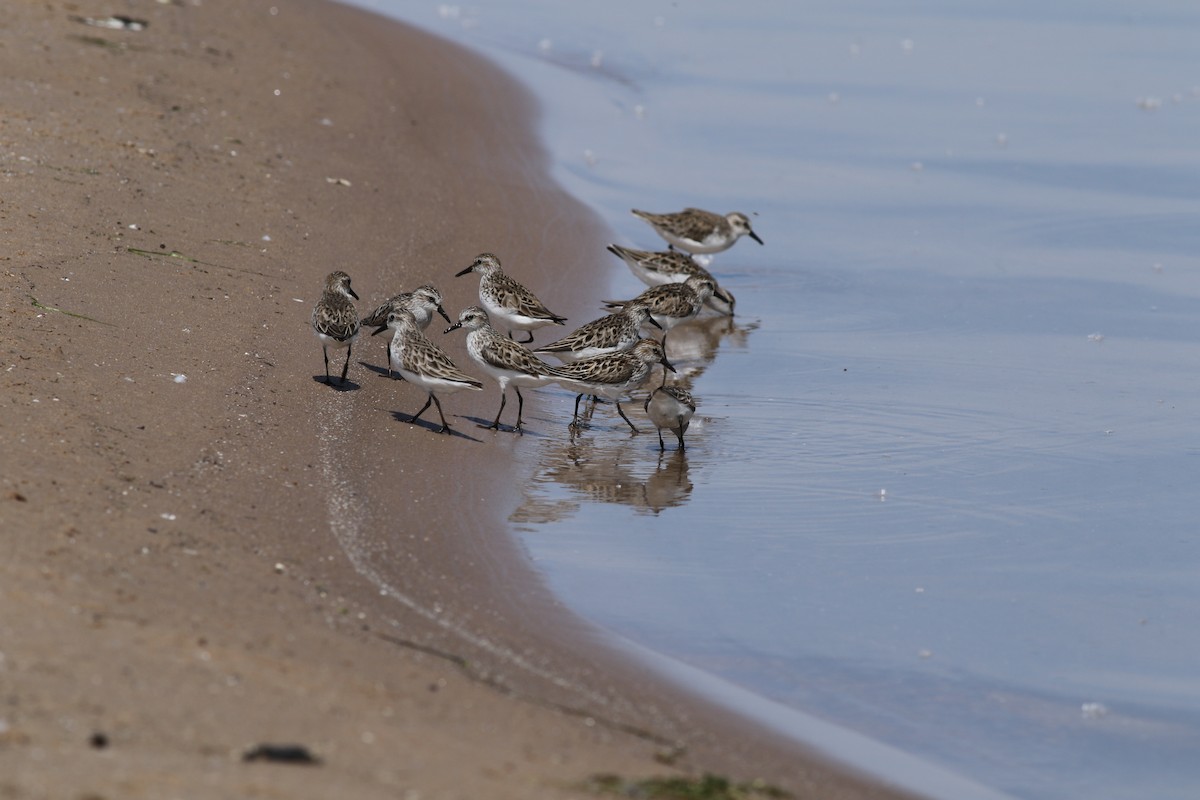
[
  {"left": 357, "top": 361, "right": 397, "bottom": 380},
  {"left": 389, "top": 409, "right": 483, "bottom": 441},
  {"left": 312, "top": 375, "right": 361, "bottom": 392},
  {"left": 457, "top": 414, "right": 562, "bottom": 439}
]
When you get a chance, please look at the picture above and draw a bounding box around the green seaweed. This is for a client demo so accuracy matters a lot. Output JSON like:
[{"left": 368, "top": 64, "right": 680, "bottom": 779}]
[
  {"left": 126, "top": 246, "right": 210, "bottom": 265},
  {"left": 71, "top": 34, "right": 122, "bottom": 49},
  {"left": 125, "top": 245, "right": 274, "bottom": 278},
  {"left": 28, "top": 295, "right": 113, "bottom": 326}
]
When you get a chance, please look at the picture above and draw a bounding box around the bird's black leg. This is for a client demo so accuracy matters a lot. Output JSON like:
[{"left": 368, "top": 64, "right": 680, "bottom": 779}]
[
  {"left": 514, "top": 387, "right": 525, "bottom": 433},
  {"left": 570, "top": 393, "right": 585, "bottom": 428},
  {"left": 482, "top": 391, "right": 507, "bottom": 430},
  {"left": 616, "top": 400, "right": 639, "bottom": 433},
  {"left": 411, "top": 394, "right": 433, "bottom": 423},
  {"left": 431, "top": 393, "right": 451, "bottom": 434},
  {"left": 585, "top": 395, "right": 601, "bottom": 421},
  {"left": 340, "top": 343, "right": 352, "bottom": 384}
]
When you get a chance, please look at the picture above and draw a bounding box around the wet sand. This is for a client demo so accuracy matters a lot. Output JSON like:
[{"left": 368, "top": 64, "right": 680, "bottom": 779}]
[{"left": 0, "top": 2, "right": 911, "bottom": 797}]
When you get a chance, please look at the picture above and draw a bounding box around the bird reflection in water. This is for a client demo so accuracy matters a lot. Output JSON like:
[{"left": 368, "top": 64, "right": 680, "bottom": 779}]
[
  {"left": 660, "top": 314, "right": 755, "bottom": 382},
  {"left": 510, "top": 429, "right": 694, "bottom": 524},
  {"left": 509, "top": 307, "right": 755, "bottom": 526}
]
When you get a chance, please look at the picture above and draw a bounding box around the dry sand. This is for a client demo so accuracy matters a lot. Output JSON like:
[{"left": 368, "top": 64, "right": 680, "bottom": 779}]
[{"left": 0, "top": 2, "right": 914, "bottom": 798}]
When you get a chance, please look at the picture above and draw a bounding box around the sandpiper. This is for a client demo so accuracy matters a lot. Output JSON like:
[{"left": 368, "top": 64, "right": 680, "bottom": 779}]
[
  {"left": 372, "top": 310, "right": 481, "bottom": 433},
  {"left": 631, "top": 207, "right": 763, "bottom": 255},
  {"left": 360, "top": 284, "right": 452, "bottom": 378},
  {"left": 603, "top": 275, "right": 715, "bottom": 348},
  {"left": 455, "top": 253, "right": 566, "bottom": 343},
  {"left": 606, "top": 243, "right": 736, "bottom": 315},
  {"left": 644, "top": 384, "right": 696, "bottom": 451},
  {"left": 312, "top": 270, "right": 360, "bottom": 385},
  {"left": 360, "top": 284, "right": 451, "bottom": 331},
  {"left": 549, "top": 338, "right": 675, "bottom": 433},
  {"left": 445, "top": 305, "right": 562, "bottom": 433},
  {"left": 533, "top": 301, "right": 661, "bottom": 363}
]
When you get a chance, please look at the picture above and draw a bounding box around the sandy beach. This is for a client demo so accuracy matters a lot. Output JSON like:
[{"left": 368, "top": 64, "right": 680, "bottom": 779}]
[{"left": 0, "top": 2, "right": 911, "bottom": 797}]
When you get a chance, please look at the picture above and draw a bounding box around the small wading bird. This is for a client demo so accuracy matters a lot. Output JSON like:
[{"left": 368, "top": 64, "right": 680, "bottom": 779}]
[
  {"left": 445, "top": 305, "right": 563, "bottom": 433},
  {"left": 360, "top": 284, "right": 452, "bottom": 378},
  {"left": 550, "top": 338, "right": 676, "bottom": 433},
  {"left": 533, "top": 301, "right": 662, "bottom": 364},
  {"left": 631, "top": 207, "right": 763, "bottom": 255},
  {"left": 360, "top": 284, "right": 451, "bottom": 331},
  {"left": 312, "top": 270, "right": 360, "bottom": 385},
  {"left": 644, "top": 384, "right": 696, "bottom": 451},
  {"left": 606, "top": 243, "right": 736, "bottom": 316},
  {"left": 455, "top": 252, "right": 566, "bottom": 343},
  {"left": 372, "top": 310, "right": 482, "bottom": 434},
  {"left": 603, "top": 275, "right": 716, "bottom": 349}
]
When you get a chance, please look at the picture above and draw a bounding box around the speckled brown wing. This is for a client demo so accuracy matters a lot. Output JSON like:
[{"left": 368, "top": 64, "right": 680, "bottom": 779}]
[
  {"left": 647, "top": 285, "right": 699, "bottom": 317},
  {"left": 641, "top": 249, "right": 706, "bottom": 280},
  {"left": 661, "top": 385, "right": 695, "bottom": 412},
  {"left": 552, "top": 352, "right": 641, "bottom": 385},
  {"left": 313, "top": 297, "right": 360, "bottom": 342},
  {"left": 491, "top": 273, "right": 567, "bottom": 323},
  {"left": 538, "top": 313, "right": 625, "bottom": 353},
  {"left": 401, "top": 332, "right": 482, "bottom": 387},
  {"left": 671, "top": 207, "right": 726, "bottom": 242},
  {"left": 360, "top": 293, "right": 408, "bottom": 328},
  {"left": 480, "top": 336, "right": 555, "bottom": 378},
  {"left": 606, "top": 283, "right": 694, "bottom": 316}
]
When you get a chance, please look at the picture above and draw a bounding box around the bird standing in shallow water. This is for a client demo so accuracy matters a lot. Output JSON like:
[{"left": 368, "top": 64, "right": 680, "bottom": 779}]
[
  {"left": 631, "top": 207, "right": 763, "bottom": 255},
  {"left": 455, "top": 252, "right": 566, "bottom": 343},
  {"left": 603, "top": 275, "right": 715, "bottom": 350},
  {"left": 645, "top": 384, "right": 696, "bottom": 451},
  {"left": 549, "top": 338, "right": 676, "bottom": 433},
  {"left": 534, "top": 301, "right": 662, "bottom": 364},
  {"left": 606, "top": 243, "right": 736, "bottom": 315},
  {"left": 312, "top": 270, "right": 360, "bottom": 385}
]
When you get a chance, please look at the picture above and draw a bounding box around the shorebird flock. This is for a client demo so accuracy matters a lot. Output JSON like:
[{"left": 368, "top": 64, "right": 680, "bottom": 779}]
[{"left": 311, "top": 207, "right": 762, "bottom": 449}]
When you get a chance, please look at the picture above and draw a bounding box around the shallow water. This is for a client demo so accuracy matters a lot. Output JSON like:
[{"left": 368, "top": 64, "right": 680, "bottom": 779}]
[{"left": 348, "top": 2, "right": 1200, "bottom": 798}]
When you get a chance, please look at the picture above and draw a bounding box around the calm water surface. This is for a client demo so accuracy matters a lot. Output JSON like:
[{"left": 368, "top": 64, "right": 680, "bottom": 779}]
[{"left": 350, "top": 2, "right": 1200, "bottom": 798}]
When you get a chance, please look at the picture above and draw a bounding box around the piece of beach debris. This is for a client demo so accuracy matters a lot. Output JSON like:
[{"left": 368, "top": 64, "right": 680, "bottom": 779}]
[
  {"left": 123, "top": 141, "right": 157, "bottom": 157},
  {"left": 70, "top": 15, "right": 149, "bottom": 31},
  {"left": 28, "top": 294, "right": 113, "bottom": 326},
  {"left": 242, "top": 743, "right": 321, "bottom": 765},
  {"left": 325, "top": 177, "right": 352, "bottom": 187},
  {"left": 89, "top": 731, "right": 109, "bottom": 749},
  {"left": 585, "top": 772, "right": 790, "bottom": 799}
]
